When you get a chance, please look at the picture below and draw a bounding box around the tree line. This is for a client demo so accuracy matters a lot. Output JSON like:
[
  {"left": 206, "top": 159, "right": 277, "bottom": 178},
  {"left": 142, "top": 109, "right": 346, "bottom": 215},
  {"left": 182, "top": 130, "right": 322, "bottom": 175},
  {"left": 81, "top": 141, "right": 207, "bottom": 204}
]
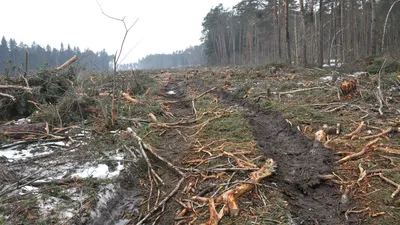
[
  {"left": 0, "top": 36, "right": 113, "bottom": 76},
  {"left": 130, "top": 45, "right": 206, "bottom": 70},
  {"left": 201, "top": 0, "right": 400, "bottom": 67}
]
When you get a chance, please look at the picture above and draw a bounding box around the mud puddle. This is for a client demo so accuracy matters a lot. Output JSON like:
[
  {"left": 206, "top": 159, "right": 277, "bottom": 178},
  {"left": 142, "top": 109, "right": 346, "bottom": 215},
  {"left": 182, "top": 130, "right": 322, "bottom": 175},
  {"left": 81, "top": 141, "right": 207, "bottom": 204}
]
[{"left": 219, "top": 92, "right": 358, "bottom": 225}]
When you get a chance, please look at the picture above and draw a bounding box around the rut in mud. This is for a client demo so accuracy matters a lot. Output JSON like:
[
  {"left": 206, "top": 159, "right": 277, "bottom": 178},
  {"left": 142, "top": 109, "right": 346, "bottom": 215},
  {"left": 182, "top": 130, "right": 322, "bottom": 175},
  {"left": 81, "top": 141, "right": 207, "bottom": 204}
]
[{"left": 219, "top": 92, "right": 357, "bottom": 225}]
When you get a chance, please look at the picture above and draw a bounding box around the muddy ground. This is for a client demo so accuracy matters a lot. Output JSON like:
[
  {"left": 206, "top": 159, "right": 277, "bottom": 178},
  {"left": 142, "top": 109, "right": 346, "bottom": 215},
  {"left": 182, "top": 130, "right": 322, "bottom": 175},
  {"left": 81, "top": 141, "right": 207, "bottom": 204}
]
[
  {"left": 1, "top": 65, "right": 400, "bottom": 225},
  {"left": 220, "top": 91, "right": 353, "bottom": 224}
]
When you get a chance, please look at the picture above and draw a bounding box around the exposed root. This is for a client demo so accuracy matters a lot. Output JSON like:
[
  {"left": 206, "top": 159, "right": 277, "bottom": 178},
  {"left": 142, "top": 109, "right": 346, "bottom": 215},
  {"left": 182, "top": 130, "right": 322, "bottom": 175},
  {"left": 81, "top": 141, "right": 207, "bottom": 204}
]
[
  {"left": 359, "top": 127, "right": 392, "bottom": 140},
  {"left": 376, "top": 146, "right": 400, "bottom": 155},
  {"left": 343, "top": 121, "right": 365, "bottom": 139},
  {"left": 192, "top": 159, "right": 276, "bottom": 224},
  {"left": 337, "top": 138, "right": 380, "bottom": 164},
  {"left": 376, "top": 173, "right": 400, "bottom": 198},
  {"left": 345, "top": 207, "right": 370, "bottom": 221},
  {"left": 122, "top": 92, "right": 138, "bottom": 104}
]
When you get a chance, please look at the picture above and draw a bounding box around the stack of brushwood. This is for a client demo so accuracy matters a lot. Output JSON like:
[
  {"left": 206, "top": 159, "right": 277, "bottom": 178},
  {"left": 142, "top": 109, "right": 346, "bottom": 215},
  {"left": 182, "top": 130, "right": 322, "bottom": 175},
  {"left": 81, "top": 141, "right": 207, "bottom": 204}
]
[{"left": 0, "top": 56, "right": 81, "bottom": 124}]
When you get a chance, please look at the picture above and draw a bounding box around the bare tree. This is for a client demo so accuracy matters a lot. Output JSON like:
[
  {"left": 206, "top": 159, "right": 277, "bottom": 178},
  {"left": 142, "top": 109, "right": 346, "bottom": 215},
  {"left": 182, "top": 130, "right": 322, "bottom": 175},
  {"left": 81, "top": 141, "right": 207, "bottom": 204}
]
[
  {"left": 96, "top": 0, "right": 138, "bottom": 75},
  {"left": 96, "top": 0, "right": 138, "bottom": 126},
  {"left": 299, "top": 0, "right": 307, "bottom": 66},
  {"left": 285, "top": 0, "right": 291, "bottom": 64},
  {"left": 381, "top": 0, "right": 400, "bottom": 52},
  {"left": 318, "top": 0, "right": 324, "bottom": 68},
  {"left": 370, "top": 0, "right": 377, "bottom": 55}
]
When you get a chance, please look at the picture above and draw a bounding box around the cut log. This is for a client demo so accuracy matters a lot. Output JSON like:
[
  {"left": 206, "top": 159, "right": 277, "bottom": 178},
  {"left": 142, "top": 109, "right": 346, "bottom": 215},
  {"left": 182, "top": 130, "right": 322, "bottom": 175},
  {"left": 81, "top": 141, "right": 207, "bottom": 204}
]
[
  {"left": 0, "top": 122, "right": 49, "bottom": 138},
  {"left": 56, "top": 55, "right": 78, "bottom": 70}
]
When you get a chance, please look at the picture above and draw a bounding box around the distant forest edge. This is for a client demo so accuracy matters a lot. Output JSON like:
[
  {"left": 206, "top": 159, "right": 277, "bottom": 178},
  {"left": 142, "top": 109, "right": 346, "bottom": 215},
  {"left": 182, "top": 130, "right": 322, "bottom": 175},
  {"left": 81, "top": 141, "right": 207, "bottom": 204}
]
[
  {"left": 120, "top": 45, "right": 205, "bottom": 70},
  {"left": 0, "top": 36, "right": 113, "bottom": 75},
  {"left": 133, "top": 0, "right": 400, "bottom": 69}
]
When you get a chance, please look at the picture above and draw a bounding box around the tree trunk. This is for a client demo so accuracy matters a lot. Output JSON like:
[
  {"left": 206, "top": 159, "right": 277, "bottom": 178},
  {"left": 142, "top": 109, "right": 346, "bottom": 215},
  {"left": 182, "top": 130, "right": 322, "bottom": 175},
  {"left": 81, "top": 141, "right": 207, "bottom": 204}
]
[
  {"left": 381, "top": 0, "right": 400, "bottom": 52},
  {"left": 340, "top": 0, "right": 345, "bottom": 63},
  {"left": 294, "top": 13, "right": 299, "bottom": 65},
  {"left": 318, "top": 0, "right": 323, "bottom": 68},
  {"left": 285, "top": 0, "right": 292, "bottom": 64},
  {"left": 277, "top": 0, "right": 282, "bottom": 61},
  {"left": 370, "top": 0, "right": 376, "bottom": 55},
  {"left": 299, "top": 0, "right": 307, "bottom": 66}
]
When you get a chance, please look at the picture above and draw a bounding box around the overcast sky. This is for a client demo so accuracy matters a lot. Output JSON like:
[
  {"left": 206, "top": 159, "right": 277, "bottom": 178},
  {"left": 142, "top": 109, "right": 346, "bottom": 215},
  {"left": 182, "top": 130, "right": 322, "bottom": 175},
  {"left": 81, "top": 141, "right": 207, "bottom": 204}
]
[{"left": 0, "top": 0, "right": 240, "bottom": 64}]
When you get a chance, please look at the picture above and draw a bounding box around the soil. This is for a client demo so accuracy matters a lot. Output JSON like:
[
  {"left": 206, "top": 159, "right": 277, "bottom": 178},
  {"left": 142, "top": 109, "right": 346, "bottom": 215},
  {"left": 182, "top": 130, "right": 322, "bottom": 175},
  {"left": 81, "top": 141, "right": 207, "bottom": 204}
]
[
  {"left": 5, "top": 66, "right": 397, "bottom": 225},
  {"left": 148, "top": 75, "right": 360, "bottom": 224},
  {"left": 219, "top": 91, "right": 358, "bottom": 225},
  {"left": 144, "top": 76, "right": 360, "bottom": 225}
]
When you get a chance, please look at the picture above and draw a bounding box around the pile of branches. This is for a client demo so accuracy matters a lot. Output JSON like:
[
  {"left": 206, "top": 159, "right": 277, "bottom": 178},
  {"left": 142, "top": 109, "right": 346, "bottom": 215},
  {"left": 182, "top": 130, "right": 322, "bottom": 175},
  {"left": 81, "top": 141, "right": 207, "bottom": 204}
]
[{"left": 0, "top": 57, "right": 78, "bottom": 122}]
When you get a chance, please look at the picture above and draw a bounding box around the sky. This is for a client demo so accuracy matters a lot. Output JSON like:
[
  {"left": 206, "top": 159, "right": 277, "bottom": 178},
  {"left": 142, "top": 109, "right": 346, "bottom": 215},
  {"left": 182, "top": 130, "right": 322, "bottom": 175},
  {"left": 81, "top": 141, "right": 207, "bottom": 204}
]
[{"left": 0, "top": 0, "right": 240, "bottom": 64}]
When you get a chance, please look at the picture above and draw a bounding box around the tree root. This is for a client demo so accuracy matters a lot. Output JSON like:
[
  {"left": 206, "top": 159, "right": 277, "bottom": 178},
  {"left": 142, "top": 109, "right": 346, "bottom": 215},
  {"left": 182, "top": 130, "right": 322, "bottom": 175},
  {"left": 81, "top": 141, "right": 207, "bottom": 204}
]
[
  {"left": 376, "top": 173, "right": 400, "bottom": 198},
  {"left": 359, "top": 127, "right": 392, "bottom": 140},
  {"left": 343, "top": 121, "right": 365, "bottom": 139},
  {"left": 377, "top": 146, "right": 400, "bottom": 155},
  {"left": 192, "top": 159, "right": 276, "bottom": 225},
  {"left": 337, "top": 138, "right": 380, "bottom": 164}
]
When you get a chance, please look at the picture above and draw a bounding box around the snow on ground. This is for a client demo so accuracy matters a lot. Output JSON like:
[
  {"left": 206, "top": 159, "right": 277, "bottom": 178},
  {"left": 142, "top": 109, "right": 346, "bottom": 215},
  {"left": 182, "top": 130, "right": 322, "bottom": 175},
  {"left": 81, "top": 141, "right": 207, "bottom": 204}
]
[
  {"left": 0, "top": 145, "right": 54, "bottom": 161},
  {"left": 71, "top": 161, "right": 124, "bottom": 179}
]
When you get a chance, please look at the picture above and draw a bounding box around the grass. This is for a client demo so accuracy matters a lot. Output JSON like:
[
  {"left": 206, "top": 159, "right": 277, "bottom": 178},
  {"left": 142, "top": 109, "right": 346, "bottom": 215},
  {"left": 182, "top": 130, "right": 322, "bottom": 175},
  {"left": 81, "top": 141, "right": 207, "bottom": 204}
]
[
  {"left": 200, "top": 111, "right": 253, "bottom": 143},
  {"left": 186, "top": 91, "right": 290, "bottom": 224}
]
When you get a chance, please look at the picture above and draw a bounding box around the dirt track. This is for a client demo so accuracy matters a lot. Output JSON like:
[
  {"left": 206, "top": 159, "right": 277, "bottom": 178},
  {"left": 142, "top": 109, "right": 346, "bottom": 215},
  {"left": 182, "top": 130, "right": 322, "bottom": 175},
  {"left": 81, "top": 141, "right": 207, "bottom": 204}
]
[
  {"left": 153, "top": 75, "right": 359, "bottom": 224},
  {"left": 219, "top": 91, "right": 358, "bottom": 225}
]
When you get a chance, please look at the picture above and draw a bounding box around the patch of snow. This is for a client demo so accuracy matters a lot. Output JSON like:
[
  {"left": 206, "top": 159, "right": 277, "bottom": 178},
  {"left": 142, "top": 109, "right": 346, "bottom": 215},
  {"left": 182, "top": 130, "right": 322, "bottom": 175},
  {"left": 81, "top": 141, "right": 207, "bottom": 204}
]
[
  {"left": 48, "top": 141, "right": 70, "bottom": 147},
  {"left": 116, "top": 219, "right": 130, "bottom": 225},
  {"left": 15, "top": 118, "right": 31, "bottom": 125},
  {"left": 37, "top": 196, "right": 60, "bottom": 215},
  {"left": 71, "top": 162, "right": 124, "bottom": 179},
  {"left": 19, "top": 186, "right": 39, "bottom": 195},
  {"left": 286, "top": 94, "right": 294, "bottom": 98},
  {"left": 323, "top": 62, "right": 342, "bottom": 68},
  {"left": 0, "top": 146, "right": 53, "bottom": 162},
  {"left": 36, "top": 195, "right": 75, "bottom": 222},
  {"left": 60, "top": 210, "right": 75, "bottom": 220},
  {"left": 349, "top": 71, "right": 368, "bottom": 77},
  {"left": 320, "top": 76, "right": 333, "bottom": 82},
  {"left": 167, "top": 90, "right": 176, "bottom": 95}
]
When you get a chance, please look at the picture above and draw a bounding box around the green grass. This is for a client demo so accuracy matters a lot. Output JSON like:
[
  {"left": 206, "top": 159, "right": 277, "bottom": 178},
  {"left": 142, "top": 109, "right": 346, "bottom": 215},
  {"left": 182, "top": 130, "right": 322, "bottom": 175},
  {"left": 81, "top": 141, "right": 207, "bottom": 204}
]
[{"left": 201, "top": 112, "right": 253, "bottom": 143}]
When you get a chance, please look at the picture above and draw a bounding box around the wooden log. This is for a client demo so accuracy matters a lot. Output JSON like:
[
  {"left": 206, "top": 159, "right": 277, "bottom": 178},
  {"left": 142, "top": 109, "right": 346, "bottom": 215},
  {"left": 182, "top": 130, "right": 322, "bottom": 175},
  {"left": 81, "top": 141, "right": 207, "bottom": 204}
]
[
  {"left": 56, "top": 55, "right": 78, "bottom": 70},
  {"left": 0, "top": 122, "right": 49, "bottom": 138}
]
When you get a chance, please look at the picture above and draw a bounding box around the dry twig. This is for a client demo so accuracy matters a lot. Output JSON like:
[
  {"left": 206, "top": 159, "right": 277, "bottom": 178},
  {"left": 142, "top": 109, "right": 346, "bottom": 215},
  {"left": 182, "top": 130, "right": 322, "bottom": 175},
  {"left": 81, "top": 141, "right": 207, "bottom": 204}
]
[
  {"left": 343, "top": 121, "right": 365, "bottom": 139},
  {"left": 192, "top": 159, "right": 276, "bottom": 224},
  {"left": 376, "top": 173, "right": 400, "bottom": 198},
  {"left": 337, "top": 138, "right": 380, "bottom": 164}
]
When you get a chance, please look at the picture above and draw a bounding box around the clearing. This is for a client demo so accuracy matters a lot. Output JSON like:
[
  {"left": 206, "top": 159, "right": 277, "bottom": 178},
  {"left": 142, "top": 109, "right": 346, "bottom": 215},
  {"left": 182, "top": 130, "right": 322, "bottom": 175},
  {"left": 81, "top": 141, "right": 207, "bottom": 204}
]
[{"left": 1, "top": 63, "right": 400, "bottom": 225}]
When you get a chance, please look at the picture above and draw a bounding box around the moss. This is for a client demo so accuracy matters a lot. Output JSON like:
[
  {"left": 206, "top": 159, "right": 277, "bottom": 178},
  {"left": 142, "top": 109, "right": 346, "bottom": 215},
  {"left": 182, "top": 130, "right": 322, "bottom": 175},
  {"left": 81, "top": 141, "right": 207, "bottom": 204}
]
[{"left": 201, "top": 112, "right": 253, "bottom": 142}]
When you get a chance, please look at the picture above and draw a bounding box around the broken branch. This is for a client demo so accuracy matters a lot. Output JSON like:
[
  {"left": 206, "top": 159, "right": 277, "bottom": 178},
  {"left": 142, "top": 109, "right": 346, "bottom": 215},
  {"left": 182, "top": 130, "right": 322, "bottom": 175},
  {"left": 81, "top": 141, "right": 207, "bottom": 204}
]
[
  {"left": 337, "top": 138, "right": 380, "bottom": 164},
  {"left": 192, "top": 159, "right": 276, "bottom": 224},
  {"left": 56, "top": 55, "right": 78, "bottom": 70},
  {"left": 376, "top": 173, "right": 400, "bottom": 198},
  {"left": 343, "top": 121, "right": 365, "bottom": 139}
]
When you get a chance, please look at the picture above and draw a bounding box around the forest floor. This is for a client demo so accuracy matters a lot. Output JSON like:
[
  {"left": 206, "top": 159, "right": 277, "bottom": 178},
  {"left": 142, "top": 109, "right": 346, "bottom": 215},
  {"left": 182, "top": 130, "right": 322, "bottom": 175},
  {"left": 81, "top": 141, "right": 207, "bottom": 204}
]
[{"left": 1, "top": 63, "right": 400, "bottom": 225}]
